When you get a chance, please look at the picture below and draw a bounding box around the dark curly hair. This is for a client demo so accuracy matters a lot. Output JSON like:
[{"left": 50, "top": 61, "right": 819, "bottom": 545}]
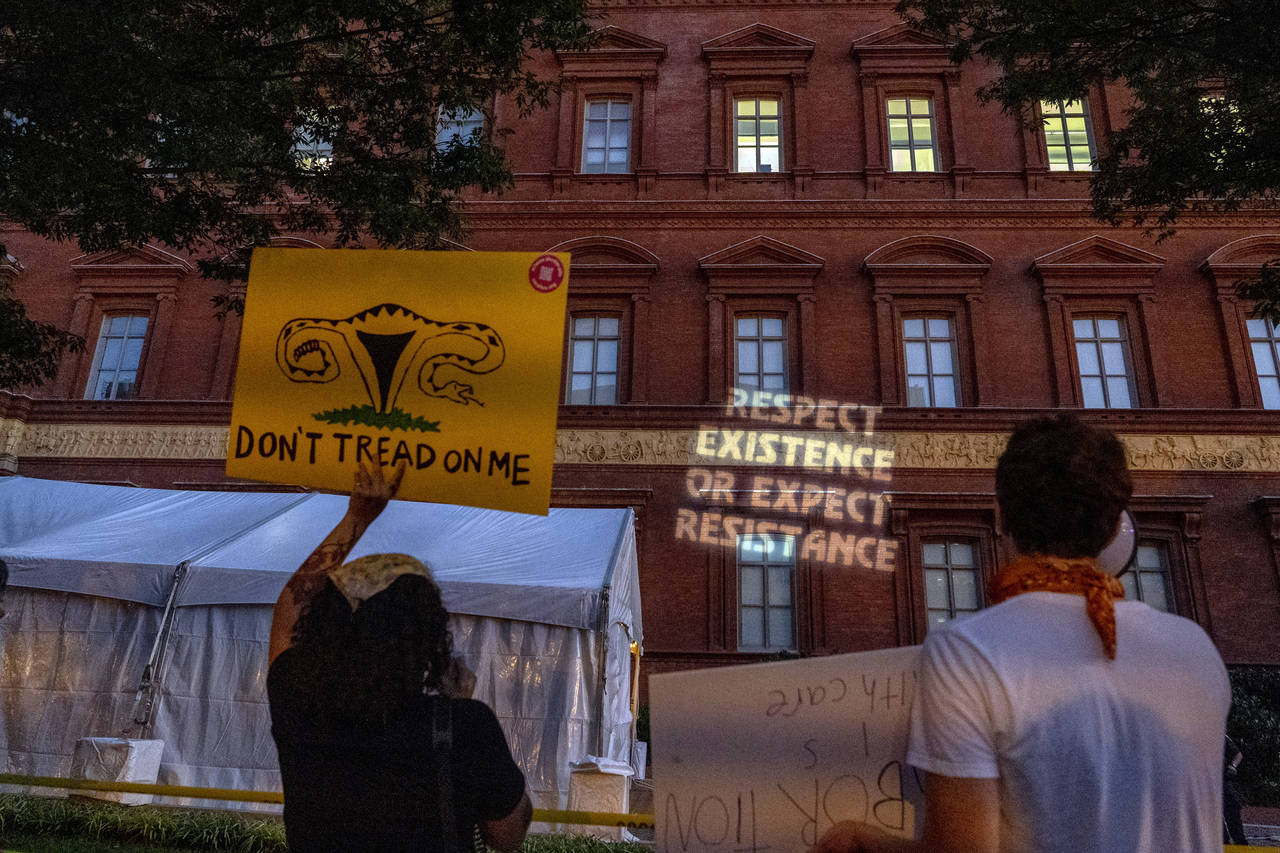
[
  {"left": 996, "top": 414, "right": 1132, "bottom": 559},
  {"left": 291, "top": 573, "right": 453, "bottom": 719}
]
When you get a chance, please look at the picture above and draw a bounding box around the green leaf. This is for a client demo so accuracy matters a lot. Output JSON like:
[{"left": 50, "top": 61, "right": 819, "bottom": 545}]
[
  {"left": 0, "top": 0, "right": 597, "bottom": 382},
  {"left": 312, "top": 404, "right": 441, "bottom": 433}
]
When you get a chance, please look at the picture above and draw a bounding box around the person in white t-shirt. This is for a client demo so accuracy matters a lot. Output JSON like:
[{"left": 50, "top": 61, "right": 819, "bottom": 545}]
[{"left": 815, "top": 414, "right": 1230, "bottom": 853}]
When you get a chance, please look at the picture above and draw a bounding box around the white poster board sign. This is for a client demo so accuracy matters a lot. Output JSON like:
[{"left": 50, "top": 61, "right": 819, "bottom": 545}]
[{"left": 651, "top": 646, "right": 923, "bottom": 853}]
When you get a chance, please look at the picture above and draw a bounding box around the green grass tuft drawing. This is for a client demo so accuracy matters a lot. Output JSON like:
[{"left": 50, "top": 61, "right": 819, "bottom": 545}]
[{"left": 312, "top": 405, "right": 440, "bottom": 433}]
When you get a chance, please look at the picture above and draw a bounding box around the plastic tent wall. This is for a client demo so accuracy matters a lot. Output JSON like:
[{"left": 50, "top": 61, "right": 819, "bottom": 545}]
[{"left": 0, "top": 476, "right": 641, "bottom": 810}]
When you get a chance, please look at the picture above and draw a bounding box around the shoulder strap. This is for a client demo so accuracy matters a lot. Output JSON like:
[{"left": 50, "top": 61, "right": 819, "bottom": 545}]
[{"left": 432, "top": 699, "right": 459, "bottom": 850}]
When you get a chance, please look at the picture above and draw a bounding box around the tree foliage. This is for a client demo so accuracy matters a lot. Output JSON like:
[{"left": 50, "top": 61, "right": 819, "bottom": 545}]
[
  {"left": 897, "top": 0, "right": 1280, "bottom": 320},
  {"left": 0, "top": 275, "right": 84, "bottom": 389},
  {"left": 1228, "top": 665, "right": 1280, "bottom": 807},
  {"left": 0, "top": 0, "right": 594, "bottom": 386}
]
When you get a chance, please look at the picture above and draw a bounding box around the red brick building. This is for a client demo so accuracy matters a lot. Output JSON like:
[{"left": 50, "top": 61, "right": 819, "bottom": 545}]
[{"left": 4, "top": 0, "right": 1280, "bottom": 694}]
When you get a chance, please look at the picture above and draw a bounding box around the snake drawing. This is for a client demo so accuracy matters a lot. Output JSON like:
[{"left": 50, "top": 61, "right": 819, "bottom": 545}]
[{"left": 275, "top": 303, "right": 506, "bottom": 412}]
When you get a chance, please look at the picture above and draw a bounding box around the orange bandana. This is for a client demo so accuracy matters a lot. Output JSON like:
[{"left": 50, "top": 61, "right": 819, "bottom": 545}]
[{"left": 987, "top": 555, "right": 1126, "bottom": 659}]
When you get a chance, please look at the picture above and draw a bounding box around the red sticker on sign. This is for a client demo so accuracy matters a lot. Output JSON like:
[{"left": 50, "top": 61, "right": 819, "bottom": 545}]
[{"left": 529, "top": 255, "right": 565, "bottom": 292}]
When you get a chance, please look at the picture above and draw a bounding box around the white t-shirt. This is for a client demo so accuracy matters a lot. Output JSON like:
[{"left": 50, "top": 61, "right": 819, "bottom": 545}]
[{"left": 906, "top": 591, "right": 1230, "bottom": 853}]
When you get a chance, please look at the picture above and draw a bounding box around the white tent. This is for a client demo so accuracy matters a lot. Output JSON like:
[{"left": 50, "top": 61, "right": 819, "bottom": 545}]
[{"left": 0, "top": 476, "right": 641, "bottom": 810}]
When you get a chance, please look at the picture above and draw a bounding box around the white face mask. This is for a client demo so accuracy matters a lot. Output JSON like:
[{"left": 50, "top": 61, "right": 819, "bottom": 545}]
[{"left": 1096, "top": 509, "right": 1138, "bottom": 576}]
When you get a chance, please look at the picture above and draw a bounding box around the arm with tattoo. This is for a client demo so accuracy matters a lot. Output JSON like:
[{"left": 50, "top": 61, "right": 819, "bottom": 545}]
[{"left": 268, "top": 461, "right": 407, "bottom": 664}]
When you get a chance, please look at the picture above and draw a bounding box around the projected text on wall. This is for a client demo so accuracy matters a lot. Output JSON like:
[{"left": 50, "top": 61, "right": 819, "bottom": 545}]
[{"left": 676, "top": 388, "right": 898, "bottom": 572}]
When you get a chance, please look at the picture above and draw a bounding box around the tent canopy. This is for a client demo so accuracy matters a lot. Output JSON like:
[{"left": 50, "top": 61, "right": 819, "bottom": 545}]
[
  {"left": 0, "top": 476, "right": 640, "bottom": 633},
  {"left": 0, "top": 476, "right": 642, "bottom": 805}
]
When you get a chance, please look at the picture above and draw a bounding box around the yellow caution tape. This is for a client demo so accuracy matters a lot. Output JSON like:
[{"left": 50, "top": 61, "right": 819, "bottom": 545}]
[
  {"left": 7, "top": 774, "right": 1274, "bottom": 846},
  {"left": 532, "top": 808, "right": 653, "bottom": 830},
  {"left": 0, "top": 773, "right": 282, "bottom": 804},
  {"left": 0, "top": 773, "right": 653, "bottom": 828}
]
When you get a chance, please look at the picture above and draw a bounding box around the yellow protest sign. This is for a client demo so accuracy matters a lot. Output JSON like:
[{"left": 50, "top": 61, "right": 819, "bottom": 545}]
[{"left": 227, "top": 249, "right": 569, "bottom": 515}]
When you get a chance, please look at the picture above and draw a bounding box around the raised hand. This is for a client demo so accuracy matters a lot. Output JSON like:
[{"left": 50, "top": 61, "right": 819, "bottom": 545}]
[
  {"left": 347, "top": 459, "right": 407, "bottom": 525},
  {"left": 269, "top": 459, "right": 407, "bottom": 664}
]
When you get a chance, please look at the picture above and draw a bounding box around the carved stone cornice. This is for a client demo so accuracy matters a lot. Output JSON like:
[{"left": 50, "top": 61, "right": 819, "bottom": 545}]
[
  {"left": 463, "top": 200, "right": 1280, "bottom": 232},
  {"left": 1031, "top": 234, "right": 1165, "bottom": 297},
  {"left": 864, "top": 234, "right": 992, "bottom": 297},
  {"left": 19, "top": 424, "right": 228, "bottom": 460},
  {"left": 699, "top": 234, "right": 824, "bottom": 294},
  {"left": 13, "top": 422, "right": 1280, "bottom": 473},
  {"left": 556, "top": 25, "right": 667, "bottom": 76},
  {"left": 0, "top": 418, "right": 28, "bottom": 473},
  {"left": 546, "top": 235, "right": 659, "bottom": 296},
  {"left": 71, "top": 244, "right": 192, "bottom": 280},
  {"left": 702, "top": 23, "right": 815, "bottom": 75},
  {"left": 1201, "top": 234, "right": 1280, "bottom": 297},
  {"left": 850, "top": 23, "right": 955, "bottom": 74}
]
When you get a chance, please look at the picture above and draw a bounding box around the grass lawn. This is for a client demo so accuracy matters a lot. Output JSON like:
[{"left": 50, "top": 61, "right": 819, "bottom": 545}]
[
  {"left": 3, "top": 835, "right": 208, "bottom": 853},
  {"left": 0, "top": 794, "right": 651, "bottom": 853}
]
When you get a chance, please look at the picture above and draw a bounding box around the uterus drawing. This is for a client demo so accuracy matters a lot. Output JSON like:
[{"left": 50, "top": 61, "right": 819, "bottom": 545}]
[{"left": 275, "top": 303, "right": 506, "bottom": 412}]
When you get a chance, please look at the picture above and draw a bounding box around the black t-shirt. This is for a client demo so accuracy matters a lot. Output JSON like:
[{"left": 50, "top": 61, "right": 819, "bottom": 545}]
[{"left": 268, "top": 648, "right": 526, "bottom": 853}]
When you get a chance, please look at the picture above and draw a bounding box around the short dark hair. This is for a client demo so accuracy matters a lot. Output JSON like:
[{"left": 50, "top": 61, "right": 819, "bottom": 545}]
[{"left": 996, "top": 414, "right": 1132, "bottom": 558}]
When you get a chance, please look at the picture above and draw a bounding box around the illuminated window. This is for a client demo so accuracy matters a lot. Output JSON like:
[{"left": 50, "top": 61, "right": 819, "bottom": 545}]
[
  {"left": 1073, "top": 316, "right": 1137, "bottom": 408},
  {"left": 735, "top": 315, "right": 787, "bottom": 392},
  {"left": 887, "top": 98, "right": 937, "bottom": 172},
  {"left": 566, "top": 314, "right": 619, "bottom": 404},
  {"left": 903, "top": 316, "right": 959, "bottom": 407},
  {"left": 922, "top": 539, "right": 981, "bottom": 629},
  {"left": 1201, "top": 96, "right": 1244, "bottom": 168},
  {"left": 85, "top": 314, "right": 148, "bottom": 400},
  {"left": 1121, "top": 543, "right": 1173, "bottom": 612},
  {"left": 582, "top": 99, "right": 631, "bottom": 174},
  {"left": 435, "top": 107, "right": 484, "bottom": 148},
  {"left": 738, "top": 533, "right": 795, "bottom": 650},
  {"left": 1041, "top": 99, "right": 1096, "bottom": 172},
  {"left": 293, "top": 120, "right": 334, "bottom": 170},
  {"left": 1248, "top": 317, "right": 1280, "bottom": 409},
  {"left": 735, "top": 98, "right": 781, "bottom": 173}
]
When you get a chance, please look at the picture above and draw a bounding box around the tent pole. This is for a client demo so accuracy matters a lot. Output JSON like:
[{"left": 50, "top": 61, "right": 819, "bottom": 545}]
[
  {"left": 121, "top": 492, "right": 317, "bottom": 738},
  {"left": 124, "top": 560, "right": 189, "bottom": 738}
]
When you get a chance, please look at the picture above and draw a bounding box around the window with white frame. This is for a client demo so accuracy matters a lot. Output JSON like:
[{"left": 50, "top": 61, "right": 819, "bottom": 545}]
[
  {"left": 922, "top": 539, "right": 981, "bottom": 628},
  {"left": 435, "top": 107, "right": 484, "bottom": 148},
  {"left": 735, "top": 98, "right": 782, "bottom": 173},
  {"left": 903, "top": 315, "right": 959, "bottom": 407},
  {"left": 887, "top": 97, "right": 937, "bottom": 172},
  {"left": 1041, "top": 99, "right": 1097, "bottom": 172},
  {"left": 565, "top": 314, "right": 620, "bottom": 404},
  {"left": 582, "top": 99, "right": 631, "bottom": 174},
  {"left": 86, "top": 314, "right": 148, "bottom": 400},
  {"left": 1248, "top": 317, "right": 1280, "bottom": 409},
  {"left": 739, "top": 533, "right": 795, "bottom": 650},
  {"left": 1073, "top": 315, "right": 1137, "bottom": 408},
  {"left": 735, "top": 315, "right": 787, "bottom": 392},
  {"left": 1120, "top": 543, "right": 1174, "bottom": 612}
]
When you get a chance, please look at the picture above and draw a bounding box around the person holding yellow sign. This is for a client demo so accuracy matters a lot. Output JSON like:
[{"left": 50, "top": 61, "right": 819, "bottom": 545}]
[{"left": 267, "top": 461, "right": 532, "bottom": 853}]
